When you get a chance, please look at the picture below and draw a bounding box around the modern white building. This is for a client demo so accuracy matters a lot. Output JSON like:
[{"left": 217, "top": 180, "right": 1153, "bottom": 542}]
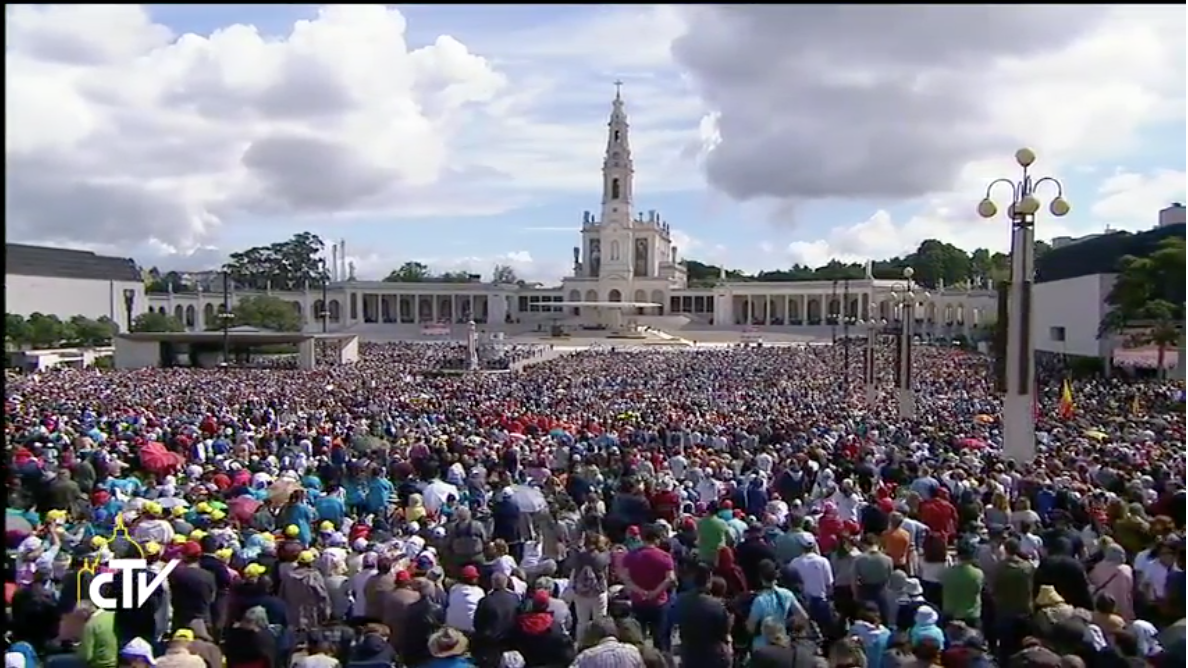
[
  {"left": 5, "top": 244, "right": 148, "bottom": 329},
  {"left": 131, "top": 89, "right": 995, "bottom": 339},
  {"left": 1159, "top": 203, "right": 1186, "bottom": 228},
  {"left": 1033, "top": 274, "right": 1115, "bottom": 358}
]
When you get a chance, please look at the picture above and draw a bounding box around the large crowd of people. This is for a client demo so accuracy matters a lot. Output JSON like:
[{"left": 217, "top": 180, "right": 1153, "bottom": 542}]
[{"left": 5, "top": 340, "right": 1185, "bottom": 668}]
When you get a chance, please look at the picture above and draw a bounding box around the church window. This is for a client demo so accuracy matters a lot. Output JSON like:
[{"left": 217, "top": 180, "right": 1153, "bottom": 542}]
[
  {"left": 611, "top": 178, "right": 621, "bottom": 200},
  {"left": 613, "top": 130, "right": 621, "bottom": 142}
]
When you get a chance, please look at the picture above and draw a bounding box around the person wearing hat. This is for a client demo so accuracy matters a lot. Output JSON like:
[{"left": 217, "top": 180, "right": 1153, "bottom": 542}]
[
  {"left": 445, "top": 565, "right": 485, "bottom": 633},
  {"left": 154, "top": 631, "right": 205, "bottom": 668},
  {"left": 196, "top": 535, "right": 233, "bottom": 638},
  {"left": 511, "top": 589, "right": 574, "bottom": 668},
  {"left": 422, "top": 627, "right": 474, "bottom": 668},
  {"left": 168, "top": 542, "right": 217, "bottom": 636},
  {"left": 278, "top": 549, "right": 331, "bottom": 631},
  {"left": 119, "top": 638, "right": 157, "bottom": 668}
]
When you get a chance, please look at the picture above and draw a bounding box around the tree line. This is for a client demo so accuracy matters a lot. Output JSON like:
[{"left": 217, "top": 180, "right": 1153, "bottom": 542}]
[
  {"left": 5, "top": 314, "right": 120, "bottom": 350},
  {"left": 143, "top": 225, "right": 1182, "bottom": 294},
  {"left": 685, "top": 239, "right": 1053, "bottom": 289},
  {"left": 130, "top": 295, "right": 305, "bottom": 334}
]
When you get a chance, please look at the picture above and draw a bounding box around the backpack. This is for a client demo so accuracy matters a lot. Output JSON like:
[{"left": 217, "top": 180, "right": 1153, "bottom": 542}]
[{"left": 571, "top": 551, "right": 606, "bottom": 597}]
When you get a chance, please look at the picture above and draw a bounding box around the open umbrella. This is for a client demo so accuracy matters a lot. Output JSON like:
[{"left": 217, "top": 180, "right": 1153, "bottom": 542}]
[
  {"left": 974, "top": 414, "right": 995, "bottom": 425},
  {"left": 1084, "top": 430, "right": 1109, "bottom": 441},
  {"left": 506, "top": 484, "right": 547, "bottom": 513},
  {"left": 268, "top": 479, "right": 301, "bottom": 504},
  {"left": 5, "top": 514, "right": 33, "bottom": 535},
  {"left": 421, "top": 480, "right": 459, "bottom": 514},
  {"left": 228, "top": 496, "right": 263, "bottom": 523},
  {"left": 139, "top": 442, "right": 185, "bottom": 475},
  {"left": 957, "top": 437, "right": 988, "bottom": 450},
  {"left": 156, "top": 497, "right": 189, "bottom": 510}
]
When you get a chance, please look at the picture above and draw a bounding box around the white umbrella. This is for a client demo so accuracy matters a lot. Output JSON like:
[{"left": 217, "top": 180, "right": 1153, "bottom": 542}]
[
  {"left": 420, "top": 480, "right": 459, "bottom": 514},
  {"left": 507, "top": 484, "right": 547, "bottom": 513}
]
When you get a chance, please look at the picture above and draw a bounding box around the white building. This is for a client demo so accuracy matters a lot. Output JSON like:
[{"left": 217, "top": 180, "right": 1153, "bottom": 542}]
[
  {"left": 138, "top": 88, "right": 995, "bottom": 339},
  {"left": 1032, "top": 274, "right": 1115, "bottom": 358},
  {"left": 1159, "top": 203, "right": 1186, "bottom": 228},
  {"left": 5, "top": 243, "right": 148, "bottom": 329}
]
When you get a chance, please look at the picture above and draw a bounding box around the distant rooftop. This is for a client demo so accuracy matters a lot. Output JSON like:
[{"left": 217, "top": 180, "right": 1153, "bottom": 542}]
[{"left": 6, "top": 243, "right": 141, "bottom": 283}]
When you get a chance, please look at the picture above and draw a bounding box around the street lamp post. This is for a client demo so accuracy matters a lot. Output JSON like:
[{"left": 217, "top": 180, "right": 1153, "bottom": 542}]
[
  {"left": 122, "top": 289, "right": 136, "bottom": 332},
  {"left": 467, "top": 320, "right": 480, "bottom": 371},
  {"left": 977, "top": 148, "right": 1070, "bottom": 462},
  {"left": 842, "top": 278, "right": 852, "bottom": 394},
  {"left": 857, "top": 310, "right": 886, "bottom": 407},
  {"left": 830, "top": 279, "right": 839, "bottom": 344},
  {"left": 219, "top": 271, "right": 234, "bottom": 365},
  {"left": 890, "top": 267, "right": 929, "bottom": 419},
  {"left": 320, "top": 260, "right": 330, "bottom": 333}
]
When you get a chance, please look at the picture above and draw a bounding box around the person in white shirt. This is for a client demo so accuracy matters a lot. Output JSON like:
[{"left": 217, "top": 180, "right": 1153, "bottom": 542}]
[
  {"left": 444, "top": 565, "right": 485, "bottom": 632},
  {"left": 349, "top": 552, "right": 378, "bottom": 616},
  {"left": 789, "top": 535, "right": 834, "bottom": 630}
]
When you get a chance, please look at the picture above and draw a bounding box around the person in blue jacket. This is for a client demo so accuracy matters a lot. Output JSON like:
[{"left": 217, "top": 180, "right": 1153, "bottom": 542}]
[{"left": 276, "top": 489, "right": 315, "bottom": 545}]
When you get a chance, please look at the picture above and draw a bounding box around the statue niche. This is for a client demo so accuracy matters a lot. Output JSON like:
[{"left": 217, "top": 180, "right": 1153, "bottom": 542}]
[
  {"left": 634, "top": 238, "right": 649, "bottom": 277},
  {"left": 589, "top": 239, "right": 601, "bottom": 277}
]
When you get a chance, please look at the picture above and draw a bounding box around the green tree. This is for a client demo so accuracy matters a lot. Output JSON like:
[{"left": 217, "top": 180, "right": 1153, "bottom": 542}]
[
  {"left": 68, "top": 315, "right": 118, "bottom": 347},
  {"left": 491, "top": 264, "right": 518, "bottom": 284},
  {"left": 437, "top": 271, "right": 473, "bottom": 283},
  {"left": 1099, "top": 238, "right": 1186, "bottom": 378},
  {"left": 145, "top": 269, "right": 193, "bottom": 294},
  {"left": 224, "top": 232, "right": 328, "bottom": 290},
  {"left": 5, "top": 314, "right": 31, "bottom": 349},
  {"left": 25, "top": 313, "right": 66, "bottom": 348},
  {"left": 383, "top": 262, "right": 431, "bottom": 282},
  {"left": 228, "top": 295, "right": 303, "bottom": 332},
  {"left": 132, "top": 311, "right": 185, "bottom": 333}
]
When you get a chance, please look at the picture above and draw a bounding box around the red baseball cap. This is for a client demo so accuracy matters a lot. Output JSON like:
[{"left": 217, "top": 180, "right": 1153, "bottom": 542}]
[
  {"left": 180, "top": 541, "right": 202, "bottom": 559},
  {"left": 460, "top": 565, "right": 479, "bottom": 581},
  {"left": 395, "top": 570, "right": 412, "bottom": 584}
]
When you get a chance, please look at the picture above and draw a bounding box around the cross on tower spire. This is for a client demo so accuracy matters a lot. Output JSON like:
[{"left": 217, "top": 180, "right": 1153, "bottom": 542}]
[{"left": 614, "top": 79, "right": 623, "bottom": 100}]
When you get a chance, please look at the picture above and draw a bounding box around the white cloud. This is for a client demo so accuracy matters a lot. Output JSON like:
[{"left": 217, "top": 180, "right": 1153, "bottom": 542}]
[
  {"left": 6, "top": 5, "right": 704, "bottom": 254},
  {"left": 676, "top": 6, "right": 1184, "bottom": 263},
  {"left": 1092, "top": 169, "right": 1187, "bottom": 227}
]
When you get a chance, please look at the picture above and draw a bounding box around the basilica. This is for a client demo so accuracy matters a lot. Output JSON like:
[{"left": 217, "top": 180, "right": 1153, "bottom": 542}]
[{"left": 145, "top": 88, "right": 995, "bottom": 339}]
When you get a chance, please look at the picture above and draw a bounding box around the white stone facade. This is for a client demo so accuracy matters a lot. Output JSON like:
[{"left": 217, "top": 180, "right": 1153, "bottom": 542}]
[{"left": 145, "top": 89, "right": 996, "bottom": 339}]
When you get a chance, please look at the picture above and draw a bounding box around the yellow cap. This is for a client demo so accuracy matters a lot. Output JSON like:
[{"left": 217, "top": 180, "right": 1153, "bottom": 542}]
[
  {"left": 47, "top": 509, "right": 68, "bottom": 522},
  {"left": 214, "top": 548, "right": 233, "bottom": 561},
  {"left": 172, "top": 506, "right": 187, "bottom": 517},
  {"left": 195, "top": 502, "right": 212, "bottom": 514},
  {"left": 209, "top": 510, "right": 226, "bottom": 522},
  {"left": 144, "top": 502, "right": 163, "bottom": 516},
  {"left": 91, "top": 536, "right": 108, "bottom": 548},
  {"left": 144, "top": 541, "right": 162, "bottom": 556},
  {"left": 284, "top": 525, "right": 300, "bottom": 538},
  {"left": 243, "top": 563, "right": 268, "bottom": 578},
  {"left": 319, "top": 521, "right": 335, "bottom": 532},
  {"left": 190, "top": 530, "right": 208, "bottom": 541},
  {"left": 297, "top": 550, "right": 315, "bottom": 565},
  {"left": 172, "top": 629, "right": 195, "bottom": 641},
  {"left": 258, "top": 532, "right": 275, "bottom": 543},
  {"left": 172, "top": 535, "right": 188, "bottom": 544}
]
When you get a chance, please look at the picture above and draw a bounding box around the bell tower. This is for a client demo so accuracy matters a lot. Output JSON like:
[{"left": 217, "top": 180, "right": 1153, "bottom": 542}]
[{"left": 601, "top": 80, "right": 634, "bottom": 226}]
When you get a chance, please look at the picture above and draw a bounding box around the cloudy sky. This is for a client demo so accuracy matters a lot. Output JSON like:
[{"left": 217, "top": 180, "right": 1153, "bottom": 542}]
[{"left": 6, "top": 5, "right": 1185, "bottom": 283}]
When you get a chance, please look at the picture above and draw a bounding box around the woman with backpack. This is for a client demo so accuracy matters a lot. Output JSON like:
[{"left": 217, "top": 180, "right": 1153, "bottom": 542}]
[{"left": 570, "top": 532, "right": 612, "bottom": 642}]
